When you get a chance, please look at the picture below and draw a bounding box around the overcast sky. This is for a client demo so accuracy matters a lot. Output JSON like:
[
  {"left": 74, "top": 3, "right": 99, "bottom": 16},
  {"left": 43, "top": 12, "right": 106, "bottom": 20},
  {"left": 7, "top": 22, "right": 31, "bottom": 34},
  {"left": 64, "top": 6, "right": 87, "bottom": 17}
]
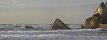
[{"left": 0, "top": 0, "right": 107, "bottom": 24}]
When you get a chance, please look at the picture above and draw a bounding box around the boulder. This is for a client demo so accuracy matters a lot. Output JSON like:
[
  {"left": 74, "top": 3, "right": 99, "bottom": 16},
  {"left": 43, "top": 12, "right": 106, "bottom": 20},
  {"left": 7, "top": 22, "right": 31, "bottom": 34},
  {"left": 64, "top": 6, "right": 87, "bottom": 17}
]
[{"left": 52, "top": 18, "right": 71, "bottom": 29}]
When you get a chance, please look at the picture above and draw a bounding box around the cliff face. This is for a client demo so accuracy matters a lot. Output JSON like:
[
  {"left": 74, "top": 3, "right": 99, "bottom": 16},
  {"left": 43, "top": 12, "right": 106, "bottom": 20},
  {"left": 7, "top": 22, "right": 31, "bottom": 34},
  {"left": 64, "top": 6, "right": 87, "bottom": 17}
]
[
  {"left": 52, "top": 18, "right": 71, "bottom": 29},
  {"left": 85, "top": 14, "right": 101, "bottom": 29}
]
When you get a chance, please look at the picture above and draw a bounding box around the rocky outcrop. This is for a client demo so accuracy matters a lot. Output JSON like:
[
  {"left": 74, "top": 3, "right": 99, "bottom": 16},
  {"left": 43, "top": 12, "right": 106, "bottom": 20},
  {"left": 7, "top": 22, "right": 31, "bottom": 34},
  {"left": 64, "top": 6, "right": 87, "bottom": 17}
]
[
  {"left": 85, "top": 14, "right": 101, "bottom": 29},
  {"left": 25, "top": 25, "right": 33, "bottom": 29},
  {"left": 98, "top": 2, "right": 107, "bottom": 24},
  {"left": 52, "top": 18, "right": 71, "bottom": 29},
  {"left": 85, "top": 2, "right": 107, "bottom": 29}
]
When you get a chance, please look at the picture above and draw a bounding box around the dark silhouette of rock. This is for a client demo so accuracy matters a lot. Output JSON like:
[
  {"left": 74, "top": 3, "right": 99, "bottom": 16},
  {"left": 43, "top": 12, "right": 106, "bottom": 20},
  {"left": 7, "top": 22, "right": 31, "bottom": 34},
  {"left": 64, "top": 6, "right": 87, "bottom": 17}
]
[
  {"left": 25, "top": 25, "right": 33, "bottom": 29},
  {"left": 52, "top": 18, "right": 71, "bottom": 29},
  {"left": 100, "top": 2, "right": 107, "bottom": 24},
  {"left": 81, "top": 25, "right": 85, "bottom": 29},
  {"left": 101, "top": 16, "right": 107, "bottom": 24},
  {"left": 85, "top": 14, "right": 101, "bottom": 29}
]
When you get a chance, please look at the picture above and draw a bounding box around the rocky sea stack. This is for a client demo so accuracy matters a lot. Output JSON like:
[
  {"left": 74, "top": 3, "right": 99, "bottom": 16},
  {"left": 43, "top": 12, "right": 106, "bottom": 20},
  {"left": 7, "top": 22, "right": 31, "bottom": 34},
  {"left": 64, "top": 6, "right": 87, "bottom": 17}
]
[
  {"left": 85, "top": 2, "right": 107, "bottom": 29},
  {"left": 52, "top": 18, "right": 71, "bottom": 29}
]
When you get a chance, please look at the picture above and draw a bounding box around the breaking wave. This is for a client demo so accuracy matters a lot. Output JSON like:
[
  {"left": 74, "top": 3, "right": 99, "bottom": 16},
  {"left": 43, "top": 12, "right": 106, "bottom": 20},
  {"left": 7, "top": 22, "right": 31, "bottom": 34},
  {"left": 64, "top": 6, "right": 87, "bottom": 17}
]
[{"left": 0, "top": 24, "right": 107, "bottom": 40}]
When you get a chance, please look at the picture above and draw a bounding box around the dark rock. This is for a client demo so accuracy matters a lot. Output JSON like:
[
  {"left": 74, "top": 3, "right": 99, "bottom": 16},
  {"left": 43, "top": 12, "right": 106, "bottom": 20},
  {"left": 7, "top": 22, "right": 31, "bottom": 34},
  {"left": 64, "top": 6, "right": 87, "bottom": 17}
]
[
  {"left": 81, "top": 25, "right": 85, "bottom": 29},
  {"left": 52, "top": 18, "right": 71, "bottom": 29},
  {"left": 101, "top": 16, "right": 107, "bottom": 24},
  {"left": 98, "top": 2, "right": 107, "bottom": 24},
  {"left": 25, "top": 25, "right": 33, "bottom": 29}
]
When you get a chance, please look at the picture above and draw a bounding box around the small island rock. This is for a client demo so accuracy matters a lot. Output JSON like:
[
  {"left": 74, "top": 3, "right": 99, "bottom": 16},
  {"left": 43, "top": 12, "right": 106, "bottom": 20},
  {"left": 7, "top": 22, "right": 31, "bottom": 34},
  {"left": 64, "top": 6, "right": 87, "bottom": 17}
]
[{"left": 52, "top": 18, "right": 71, "bottom": 29}]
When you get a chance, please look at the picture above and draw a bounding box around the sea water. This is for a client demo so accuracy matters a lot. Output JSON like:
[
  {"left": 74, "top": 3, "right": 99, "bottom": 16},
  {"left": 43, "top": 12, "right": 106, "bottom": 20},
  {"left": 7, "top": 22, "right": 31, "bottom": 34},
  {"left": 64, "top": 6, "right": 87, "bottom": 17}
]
[{"left": 0, "top": 24, "right": 107, "bottom": 40}]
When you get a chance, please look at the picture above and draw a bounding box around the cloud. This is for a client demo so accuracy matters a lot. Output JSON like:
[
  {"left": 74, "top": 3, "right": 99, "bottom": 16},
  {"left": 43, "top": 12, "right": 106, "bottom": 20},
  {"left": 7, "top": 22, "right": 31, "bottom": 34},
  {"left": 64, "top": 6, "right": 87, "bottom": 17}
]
[{"left": 0, "top": 0, "right": 16, "bottom": 4}]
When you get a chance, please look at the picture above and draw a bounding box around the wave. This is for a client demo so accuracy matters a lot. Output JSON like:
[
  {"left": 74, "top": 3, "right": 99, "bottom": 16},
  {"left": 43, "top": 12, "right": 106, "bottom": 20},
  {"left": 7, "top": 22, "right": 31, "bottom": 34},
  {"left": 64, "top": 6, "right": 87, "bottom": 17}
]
[{"left": 0, "top": 24, "right": 81, "bottom": 30}]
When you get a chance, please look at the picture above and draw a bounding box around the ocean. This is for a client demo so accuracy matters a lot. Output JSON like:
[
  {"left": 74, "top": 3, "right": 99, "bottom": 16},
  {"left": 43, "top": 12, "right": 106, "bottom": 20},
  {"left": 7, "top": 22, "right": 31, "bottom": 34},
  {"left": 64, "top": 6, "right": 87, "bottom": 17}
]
[{"left": 0, "top": 24, "right": 107, "bottom": 40}]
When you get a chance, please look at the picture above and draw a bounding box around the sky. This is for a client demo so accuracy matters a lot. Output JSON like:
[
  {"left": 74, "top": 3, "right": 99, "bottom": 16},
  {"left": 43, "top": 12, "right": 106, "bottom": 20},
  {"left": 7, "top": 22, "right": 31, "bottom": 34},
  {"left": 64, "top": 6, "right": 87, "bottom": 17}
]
[{"left": 0, "top": 0, "right": 107, "bottom": 24}]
